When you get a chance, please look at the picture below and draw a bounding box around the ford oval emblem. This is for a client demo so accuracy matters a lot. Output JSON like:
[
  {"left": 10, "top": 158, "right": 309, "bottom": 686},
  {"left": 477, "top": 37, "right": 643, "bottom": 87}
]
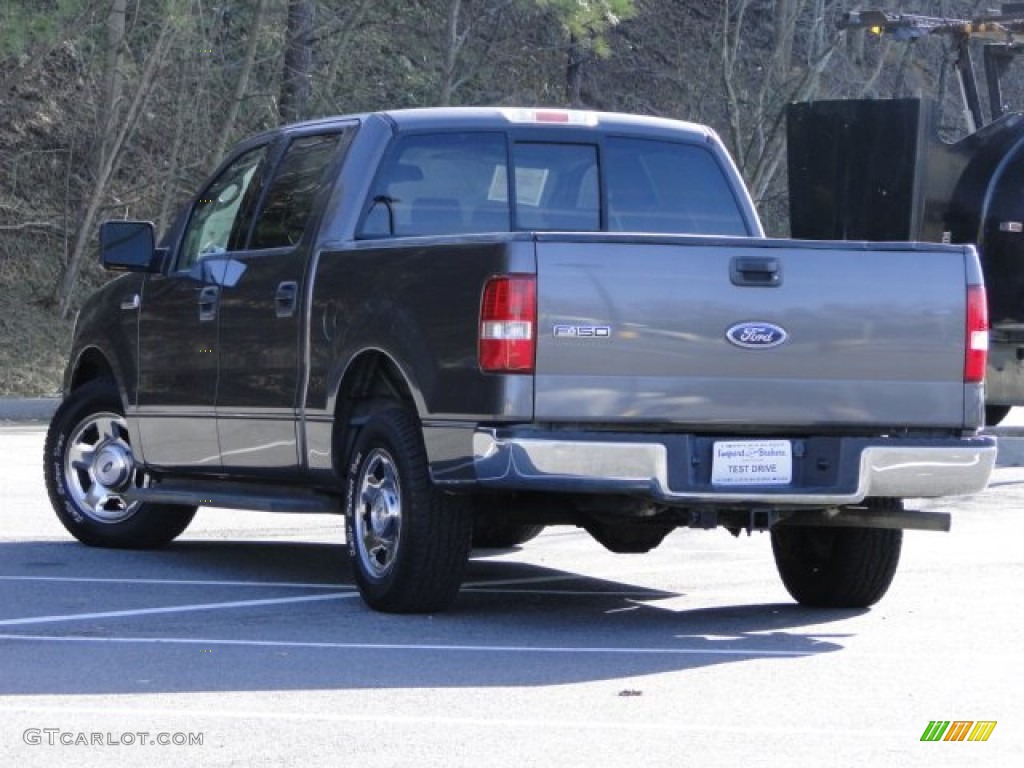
[{"left": 726, "top": 322, "right": 788, "bottom": 349}]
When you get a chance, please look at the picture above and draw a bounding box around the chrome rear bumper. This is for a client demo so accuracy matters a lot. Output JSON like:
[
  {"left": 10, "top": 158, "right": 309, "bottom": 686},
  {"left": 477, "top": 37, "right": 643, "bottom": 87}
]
[{"left": 466, "top": 429, "right": 996, "bottom": 506}]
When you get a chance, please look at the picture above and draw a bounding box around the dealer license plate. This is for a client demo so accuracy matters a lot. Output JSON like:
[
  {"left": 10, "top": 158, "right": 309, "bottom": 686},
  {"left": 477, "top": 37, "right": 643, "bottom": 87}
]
[{"left": 711, "top": 440, "right": 792, "bottom": 486}]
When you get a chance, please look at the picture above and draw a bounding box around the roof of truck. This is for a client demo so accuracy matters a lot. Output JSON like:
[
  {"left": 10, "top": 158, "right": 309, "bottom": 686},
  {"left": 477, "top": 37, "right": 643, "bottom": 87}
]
[{"left": 265, "top": 106, "right": 715, "bottom": 143}]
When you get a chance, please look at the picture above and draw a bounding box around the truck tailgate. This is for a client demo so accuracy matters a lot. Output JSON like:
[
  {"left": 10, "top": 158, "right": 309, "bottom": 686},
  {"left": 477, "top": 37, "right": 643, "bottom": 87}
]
[{"left": 534, "top": 234, "right": 969, "bottom": 429}]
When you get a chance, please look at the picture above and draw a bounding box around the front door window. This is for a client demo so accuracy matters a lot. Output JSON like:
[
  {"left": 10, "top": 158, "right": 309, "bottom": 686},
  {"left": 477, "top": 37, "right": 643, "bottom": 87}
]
[{"left": 178, "top": 145, "right": 267, "bottom": 270}]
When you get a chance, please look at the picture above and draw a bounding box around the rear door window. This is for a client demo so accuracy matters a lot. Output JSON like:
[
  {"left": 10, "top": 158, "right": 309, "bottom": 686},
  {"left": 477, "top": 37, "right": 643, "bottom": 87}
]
[{"left": 249, "top": 132, "right": 349, "bottom": 249}]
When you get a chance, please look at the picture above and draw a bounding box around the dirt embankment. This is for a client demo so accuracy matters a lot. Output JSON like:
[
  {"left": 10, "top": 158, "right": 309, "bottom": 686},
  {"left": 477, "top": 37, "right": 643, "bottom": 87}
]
[{"left": 1, "top": 41, "right": 106, "bottom": 396}]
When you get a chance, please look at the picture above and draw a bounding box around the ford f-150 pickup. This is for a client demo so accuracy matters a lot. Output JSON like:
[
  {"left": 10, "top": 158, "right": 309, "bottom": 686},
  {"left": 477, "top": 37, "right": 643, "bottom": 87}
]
[{"left": 44, "top": 107, "right": 996, "bottom": 613}]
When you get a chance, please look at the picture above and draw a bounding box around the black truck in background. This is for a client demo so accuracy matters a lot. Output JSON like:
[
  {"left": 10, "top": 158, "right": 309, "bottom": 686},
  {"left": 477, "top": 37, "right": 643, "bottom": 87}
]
[{"left": 788, "top": 6, "right": 1024, "bottom": 424}]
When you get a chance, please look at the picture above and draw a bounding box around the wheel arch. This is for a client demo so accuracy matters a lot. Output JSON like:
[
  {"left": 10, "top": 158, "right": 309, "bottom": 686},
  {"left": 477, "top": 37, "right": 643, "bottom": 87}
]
[
  {"left": 68, "top": 347, "right": 123, "bottom": 402},
  {"left": 64, "top": 346, "right": 145, "bottom": 461},
  {"left": 331, "top": 348, "right": 422, "bottom": 479}
]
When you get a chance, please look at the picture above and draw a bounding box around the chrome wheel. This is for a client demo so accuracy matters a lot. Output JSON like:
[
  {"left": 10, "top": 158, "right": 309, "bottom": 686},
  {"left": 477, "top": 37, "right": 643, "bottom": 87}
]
[
  {"left": 345, "top": 407, "right": 473, "bottom": 612},
  {"left": 354, "top": 447, "right": 403, "bottom": 579},
  {"left": 45, "top": 380, "right": 197, "bottom": 548},
  {"left": 63, "top": 411, "right": 143, "bottom": 523}
]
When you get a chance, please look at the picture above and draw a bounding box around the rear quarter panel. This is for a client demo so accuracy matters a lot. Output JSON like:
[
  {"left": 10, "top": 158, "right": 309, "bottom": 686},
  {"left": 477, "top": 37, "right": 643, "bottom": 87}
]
[{"left": 305, "top": 235, "right": 536, "bottom": 420}]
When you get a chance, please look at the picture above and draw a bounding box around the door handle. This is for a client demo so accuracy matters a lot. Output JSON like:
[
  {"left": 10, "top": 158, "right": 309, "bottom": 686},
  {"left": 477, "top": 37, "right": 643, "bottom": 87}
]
[
  {"left": 198, "top": 285, "right": 220, "bottom": 322},
  {"left": 275, "top": 281, "right": 299, "bottom": 319},
  {"left": 730, "top": 257, "right": 782, "bottom": 287}
]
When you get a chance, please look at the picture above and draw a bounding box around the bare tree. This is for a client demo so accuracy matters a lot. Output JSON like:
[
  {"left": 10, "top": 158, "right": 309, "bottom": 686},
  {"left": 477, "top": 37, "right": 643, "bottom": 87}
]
[
  {"left": 316, "top": 0, "right": 375, "bottom": 111},
  {"left": 439, "top": 0, "right": 466, "bottom": 105},
  {"left": 211, "top": 0, "right": 269, "bottom": 162},
  {"left": 279, "top": 0, "right": 316, "bottom": 123},
  {"left": 720, "top": 0, "right": 837, "bottom": 205},
  {"left": 98, "top": 0, "right": 127, "bottom": 173},
  {"left": 53, "top": 21, "right": 176, "bottom": 318},
  {"left": 433, "top": 0, "right": 520, "bottom": 106}
]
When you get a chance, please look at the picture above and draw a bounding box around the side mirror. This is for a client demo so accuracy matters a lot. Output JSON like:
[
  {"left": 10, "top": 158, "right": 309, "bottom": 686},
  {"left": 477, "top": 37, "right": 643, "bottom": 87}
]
[{"left": 99, "top": 220, "right": 161, "bottom": 273}]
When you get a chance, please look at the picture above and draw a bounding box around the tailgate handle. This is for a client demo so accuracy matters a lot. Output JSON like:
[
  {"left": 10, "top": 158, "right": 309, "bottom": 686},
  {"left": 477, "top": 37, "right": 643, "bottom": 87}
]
[{"left": 730, "top": 257, "right": 781, "bottom": 287}]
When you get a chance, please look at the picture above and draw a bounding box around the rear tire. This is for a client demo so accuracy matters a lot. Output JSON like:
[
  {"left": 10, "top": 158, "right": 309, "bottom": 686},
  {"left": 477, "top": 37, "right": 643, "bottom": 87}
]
[
  {"left": 770, "top": 523, "right": 902, "bottom": 608},
  {"left": 345, "top": 407, "right": 472, "bottom": 613},
  {"left": 985, "top": 405, "right": 1011, "bottom": 426},
  {"left": 44, "top": 380, "right": 196, "bottom": 548}
]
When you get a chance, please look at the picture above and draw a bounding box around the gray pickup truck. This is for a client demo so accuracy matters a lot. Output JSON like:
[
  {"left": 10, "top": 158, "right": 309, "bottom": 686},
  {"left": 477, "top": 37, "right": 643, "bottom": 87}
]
[{"left": 44, "top": 107, "right": 996, "bottom": 613}]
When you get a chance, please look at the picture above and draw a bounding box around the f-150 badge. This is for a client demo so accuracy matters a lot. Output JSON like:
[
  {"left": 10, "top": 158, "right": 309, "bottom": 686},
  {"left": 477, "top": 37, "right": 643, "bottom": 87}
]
[
  {"left": 554, "top": 325, "right": 611, "bottom": 338},
  {"left": 726, "top": 322, "right": 788, "bottom": 349}
]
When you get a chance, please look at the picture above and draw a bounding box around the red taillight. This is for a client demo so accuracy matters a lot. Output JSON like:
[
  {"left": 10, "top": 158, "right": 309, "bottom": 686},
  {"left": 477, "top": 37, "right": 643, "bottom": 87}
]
[
  {"left": 966, "top": 284, "right": 989, "bottom": 384},
  {"left": 479, "top": 275, "right": 536, "bottom": 373}
]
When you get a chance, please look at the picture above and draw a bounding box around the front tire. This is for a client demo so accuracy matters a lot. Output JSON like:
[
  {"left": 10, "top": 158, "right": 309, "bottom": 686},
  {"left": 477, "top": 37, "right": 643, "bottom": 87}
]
[
  {"left": 44, "top": 379, "right": 196, "bottom": 548},
  {"left": 771, "top": 523, "right": 902, "bottom": 608},
  {"left": 345, "top": 407, "right": 472, "bottom": 613}
]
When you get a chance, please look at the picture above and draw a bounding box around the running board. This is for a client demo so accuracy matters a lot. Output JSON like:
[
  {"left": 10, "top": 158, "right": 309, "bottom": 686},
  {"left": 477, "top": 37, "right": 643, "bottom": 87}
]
[{"left": 125, "top": 479, "right": 342, "bottom": 514}]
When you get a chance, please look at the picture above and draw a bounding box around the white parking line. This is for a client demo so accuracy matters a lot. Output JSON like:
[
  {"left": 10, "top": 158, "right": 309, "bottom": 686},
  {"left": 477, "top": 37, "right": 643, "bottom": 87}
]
[
  {"left": 0, "top": 575, "right": 347, "bottom": 589},
  {"left": 0, "top": 633, "right": 812, "bottom": 656},
  {"left": 0, "top": 573, "right": 662, "bottom": 598},
  {"left": 1, "top": 572, "right": 661, "bottom": 591},
  {"left": 0, "top": 701, "right": 905, "bottom": 737},
  {"left": 0, "top": 593, "right": 356, "bottom": 627}
]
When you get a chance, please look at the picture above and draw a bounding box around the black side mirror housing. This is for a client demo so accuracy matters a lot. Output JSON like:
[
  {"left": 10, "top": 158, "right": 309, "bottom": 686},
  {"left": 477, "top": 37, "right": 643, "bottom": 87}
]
[{"left": 99, "top": 220, "right": 161, "bottom": 273}]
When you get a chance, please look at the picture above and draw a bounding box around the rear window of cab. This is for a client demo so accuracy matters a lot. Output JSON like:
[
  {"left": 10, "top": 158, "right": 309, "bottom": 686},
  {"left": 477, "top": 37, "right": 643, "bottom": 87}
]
[{"left": 358, "top": 132, "right": 749, "bottom": 238}]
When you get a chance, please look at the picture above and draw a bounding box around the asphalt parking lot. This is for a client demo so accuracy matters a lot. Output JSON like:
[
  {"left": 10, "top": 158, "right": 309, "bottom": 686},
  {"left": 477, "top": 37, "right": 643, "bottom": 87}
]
[{"left": 0, "top": 418, "right": 1021, "bottom": 767}]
